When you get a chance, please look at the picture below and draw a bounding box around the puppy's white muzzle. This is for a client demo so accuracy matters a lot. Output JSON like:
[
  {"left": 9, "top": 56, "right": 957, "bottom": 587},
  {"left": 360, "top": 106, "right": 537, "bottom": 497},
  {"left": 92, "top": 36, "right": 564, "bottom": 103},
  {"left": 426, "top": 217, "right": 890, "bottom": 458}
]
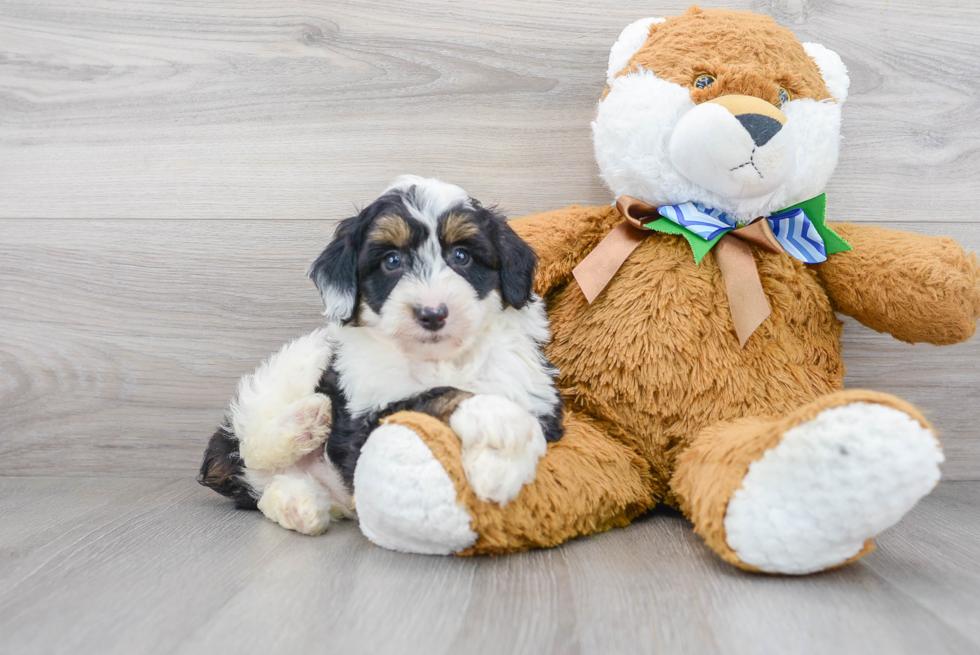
[{"left": 669, "top": 95, "right": 796, "bottom": 201}]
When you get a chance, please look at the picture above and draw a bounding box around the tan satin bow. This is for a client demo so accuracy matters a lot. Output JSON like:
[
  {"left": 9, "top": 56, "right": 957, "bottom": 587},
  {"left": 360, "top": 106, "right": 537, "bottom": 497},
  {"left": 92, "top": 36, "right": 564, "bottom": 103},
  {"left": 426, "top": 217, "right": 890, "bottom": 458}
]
[{"left": 572, "top": 196, "right": 785, "bottom": 347}]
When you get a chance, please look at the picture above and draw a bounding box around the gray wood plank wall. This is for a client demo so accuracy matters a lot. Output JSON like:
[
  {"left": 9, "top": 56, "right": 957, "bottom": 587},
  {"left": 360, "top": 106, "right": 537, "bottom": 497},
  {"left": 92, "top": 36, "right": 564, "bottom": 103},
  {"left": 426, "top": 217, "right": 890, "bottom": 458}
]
[{"left": 2, "top": 0, "right": 978, "bottom": 479}]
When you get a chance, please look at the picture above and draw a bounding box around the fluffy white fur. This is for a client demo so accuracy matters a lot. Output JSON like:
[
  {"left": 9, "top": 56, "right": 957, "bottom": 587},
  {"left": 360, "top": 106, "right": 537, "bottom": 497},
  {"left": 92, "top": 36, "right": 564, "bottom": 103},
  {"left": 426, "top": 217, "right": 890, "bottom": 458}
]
[
  {"left": 450, "top": 394, "right": 547, "bottom": 505},
  {"left": 669, "top": 102, "right": 796, "bottom": 201},
  {"left": 256, "top": 472, "right": 335, "bottom": 536},
  {"left": 246, "top": 450, "right": 355, "bottom": 535},
  {"left": 336, "top": 290, "right": 557, "bottom": 508},
  {"left": 803, "top": 42, "right": 850, "bottom": 103},
  {"left": 592, "top": 42, "right": 849, "bottom": 223},
  {"left": 606, "top": 17, "right": 665, "bottom": 86},
  {"left": 233, "top": 177, "right": 558, "bottom": 535},
  {"left": 354, "top": 422, "right": 478, "bottom": 554},
  {"left": 231, "top": 327, "right": 337, "bottom": 470},
  {"left": 724, "top": 403, "right": 943, "bottom": 574},
  {"left": 335, "top": 292, "right": 557, "bottom": 419},
  {"left": 385, "top": 174, "right": 474, "bottom": 218}
]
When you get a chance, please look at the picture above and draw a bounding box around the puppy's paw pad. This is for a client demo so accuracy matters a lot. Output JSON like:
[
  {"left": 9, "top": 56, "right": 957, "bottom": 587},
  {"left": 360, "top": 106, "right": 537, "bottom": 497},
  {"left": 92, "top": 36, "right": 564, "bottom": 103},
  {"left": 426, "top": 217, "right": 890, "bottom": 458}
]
[
  {"left": 241, "top": 394, "right": 332, "bottom": 470},
  {"left": 449, "top": 395, "right": 547, "bottom": 506},
  {"left": 257, "top": 475, "right": 331, "bottom": 536},
  {"left": 280, "top": 393, "right": 333, "bottom": 447}
]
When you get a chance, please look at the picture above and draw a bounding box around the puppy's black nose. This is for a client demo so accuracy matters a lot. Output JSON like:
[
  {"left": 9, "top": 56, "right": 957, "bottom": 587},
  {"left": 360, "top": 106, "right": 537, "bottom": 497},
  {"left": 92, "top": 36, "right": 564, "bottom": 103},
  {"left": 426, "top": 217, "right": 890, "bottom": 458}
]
[
  {"left": 736, "top": 113, "right": 783, "bottom": 147},
  {"left": 414, "top": 304, "right": 448, "bottom": 331}
]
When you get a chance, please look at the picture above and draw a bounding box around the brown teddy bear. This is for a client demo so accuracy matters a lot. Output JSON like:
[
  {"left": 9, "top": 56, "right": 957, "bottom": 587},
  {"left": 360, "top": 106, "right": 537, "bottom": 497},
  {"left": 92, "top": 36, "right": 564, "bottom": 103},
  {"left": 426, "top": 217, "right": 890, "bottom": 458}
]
[{"left": 344, "top": 6, "right": 980, "bottom": 574}]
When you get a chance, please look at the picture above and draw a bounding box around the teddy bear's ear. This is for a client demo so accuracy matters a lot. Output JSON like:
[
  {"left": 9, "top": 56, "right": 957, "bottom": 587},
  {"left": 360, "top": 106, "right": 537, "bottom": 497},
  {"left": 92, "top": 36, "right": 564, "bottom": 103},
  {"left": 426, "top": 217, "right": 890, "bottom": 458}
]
[
  {"left": 803, "top": 42, "right": 850, "bottom": 104},
  {"left": 606, "top": 17, "right": 666, "bottom": 86}
]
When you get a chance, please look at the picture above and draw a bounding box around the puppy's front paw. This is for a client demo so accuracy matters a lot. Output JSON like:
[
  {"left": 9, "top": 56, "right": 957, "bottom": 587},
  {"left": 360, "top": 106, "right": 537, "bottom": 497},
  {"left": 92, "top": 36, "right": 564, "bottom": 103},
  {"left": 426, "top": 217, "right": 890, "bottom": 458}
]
[
  {"left": 240, "top": 393, "right": 332, "bottom": 470},
  {"left": 449, "top": 395, "right": 546, "bottom": 506}
]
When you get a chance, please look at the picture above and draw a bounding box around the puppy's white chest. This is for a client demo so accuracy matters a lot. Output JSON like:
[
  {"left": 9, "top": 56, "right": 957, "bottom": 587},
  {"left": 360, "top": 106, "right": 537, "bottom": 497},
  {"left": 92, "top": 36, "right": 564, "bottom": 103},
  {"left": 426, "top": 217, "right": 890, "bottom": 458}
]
[
  {"left": 334, "top": 331, "right": 542, "bottom": 417},
  {"left": 336, "top": 340, "right": 491, "bottom": 416}
]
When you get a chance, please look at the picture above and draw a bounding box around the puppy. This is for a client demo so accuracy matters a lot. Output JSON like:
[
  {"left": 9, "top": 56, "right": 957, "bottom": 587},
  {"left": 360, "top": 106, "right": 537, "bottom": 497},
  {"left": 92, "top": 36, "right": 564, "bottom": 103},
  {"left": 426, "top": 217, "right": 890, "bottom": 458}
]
[{"left": 199, "top": 176, "right": 563, "bottom": 535}]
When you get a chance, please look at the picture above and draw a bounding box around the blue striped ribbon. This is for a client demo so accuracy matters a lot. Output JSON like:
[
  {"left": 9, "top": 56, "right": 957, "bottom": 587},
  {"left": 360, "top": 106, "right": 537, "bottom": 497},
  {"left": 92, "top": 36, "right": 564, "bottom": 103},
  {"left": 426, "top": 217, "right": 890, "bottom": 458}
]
[{"left": 656, "top": 202, "right": 828, "bottom": 264}]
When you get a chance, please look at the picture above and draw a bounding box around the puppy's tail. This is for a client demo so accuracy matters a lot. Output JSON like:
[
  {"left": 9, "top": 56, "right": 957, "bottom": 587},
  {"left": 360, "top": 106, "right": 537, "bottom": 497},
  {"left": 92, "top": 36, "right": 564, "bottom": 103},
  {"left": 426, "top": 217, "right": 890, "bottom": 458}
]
[{"left": 198, "top": 422, "right": 259, "bottom": 510}]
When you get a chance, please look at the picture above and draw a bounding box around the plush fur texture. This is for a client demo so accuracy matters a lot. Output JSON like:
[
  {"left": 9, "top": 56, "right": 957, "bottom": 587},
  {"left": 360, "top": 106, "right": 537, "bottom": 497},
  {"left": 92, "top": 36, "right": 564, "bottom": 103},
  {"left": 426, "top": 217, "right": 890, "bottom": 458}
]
[
  {"left": 355, "top": 421, "right": 478, "bottom": 554},
  {"left": 348, "top": 7, "right": 980, "bottom": 572},
  {"left": 671, "top": 390, "right": 937, "bottom": 571},
  {"left": 594, "top": 5, "right": 843, "bottom": 222},
  {"left": 724, "top": 402, "right": 943, "bottom": 574},
  {"left": 356, "top": 410, "right": 655, "bottom": 554}
]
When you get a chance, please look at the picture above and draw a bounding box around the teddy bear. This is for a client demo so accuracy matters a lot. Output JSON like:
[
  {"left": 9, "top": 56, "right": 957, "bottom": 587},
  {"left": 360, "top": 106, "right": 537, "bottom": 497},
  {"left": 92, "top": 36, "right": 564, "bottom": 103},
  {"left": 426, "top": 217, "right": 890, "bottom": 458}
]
[
  {"left": 232, "top": 6, "right": 980, "bottom": 574},
  {"left": 334, "top": 5, "right": 980, "bottom": 573}
]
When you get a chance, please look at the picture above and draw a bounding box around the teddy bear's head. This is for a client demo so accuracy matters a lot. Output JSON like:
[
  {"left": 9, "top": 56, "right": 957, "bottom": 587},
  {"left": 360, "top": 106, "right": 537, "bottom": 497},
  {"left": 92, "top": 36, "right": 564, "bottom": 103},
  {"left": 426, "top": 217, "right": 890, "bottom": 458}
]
[{"left": 593, "top": 6, "right": 849, "bottom": 223}]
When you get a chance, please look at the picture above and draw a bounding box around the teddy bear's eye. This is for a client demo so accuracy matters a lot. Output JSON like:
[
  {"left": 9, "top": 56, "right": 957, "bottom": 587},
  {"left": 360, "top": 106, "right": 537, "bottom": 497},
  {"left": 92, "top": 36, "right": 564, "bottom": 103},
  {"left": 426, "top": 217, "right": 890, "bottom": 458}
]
[
  {"left": 778, "top": 88, "right": 790, "bottom": 106},
  {"left": 694, "top": 75, "right": 715, "bottom": 90}
]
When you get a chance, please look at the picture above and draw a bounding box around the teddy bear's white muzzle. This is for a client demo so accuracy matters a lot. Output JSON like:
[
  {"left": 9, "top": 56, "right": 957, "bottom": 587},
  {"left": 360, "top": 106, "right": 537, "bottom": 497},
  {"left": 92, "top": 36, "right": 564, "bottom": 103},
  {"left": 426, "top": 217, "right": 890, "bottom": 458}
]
[{"left": 669, "top": 96, "right": 796, "bottom": 200}]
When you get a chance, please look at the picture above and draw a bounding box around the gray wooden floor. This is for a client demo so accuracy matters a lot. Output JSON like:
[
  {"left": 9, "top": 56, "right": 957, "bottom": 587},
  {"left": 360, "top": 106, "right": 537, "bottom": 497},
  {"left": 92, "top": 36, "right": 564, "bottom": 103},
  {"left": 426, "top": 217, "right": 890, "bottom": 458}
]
[
  {"left": 2, "top": 0, "right": 980, "bottom": 653},
  {"left": 0, "top": 478, "right": 978, "bottom": 655}
]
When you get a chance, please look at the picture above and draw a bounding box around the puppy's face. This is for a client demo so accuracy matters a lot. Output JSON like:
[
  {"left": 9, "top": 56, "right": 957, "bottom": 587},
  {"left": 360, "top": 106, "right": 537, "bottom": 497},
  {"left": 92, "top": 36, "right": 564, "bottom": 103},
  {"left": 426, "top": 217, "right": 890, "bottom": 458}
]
[{"left": 309, "top": 176, "right": 536, "bottom": 360}]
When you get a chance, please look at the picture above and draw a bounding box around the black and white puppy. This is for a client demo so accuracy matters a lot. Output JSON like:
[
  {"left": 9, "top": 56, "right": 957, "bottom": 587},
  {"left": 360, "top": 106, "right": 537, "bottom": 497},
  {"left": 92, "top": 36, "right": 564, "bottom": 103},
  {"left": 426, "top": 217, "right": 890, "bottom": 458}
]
[{"left": 199, "top": 176, "right": 563, "bottom": 535}]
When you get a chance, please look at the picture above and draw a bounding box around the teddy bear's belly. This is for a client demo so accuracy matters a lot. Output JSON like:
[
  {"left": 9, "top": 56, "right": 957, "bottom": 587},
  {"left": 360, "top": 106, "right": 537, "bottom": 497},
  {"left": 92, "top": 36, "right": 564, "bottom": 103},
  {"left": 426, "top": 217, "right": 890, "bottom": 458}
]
[{"left": 546, "top": 234, "right": 845, "bottom": 478}]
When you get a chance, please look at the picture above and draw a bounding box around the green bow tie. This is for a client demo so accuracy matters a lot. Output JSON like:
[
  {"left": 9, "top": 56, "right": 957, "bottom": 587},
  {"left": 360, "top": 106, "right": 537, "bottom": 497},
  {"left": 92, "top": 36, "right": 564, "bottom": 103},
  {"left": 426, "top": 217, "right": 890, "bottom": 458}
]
[{"left": 642, "top": 193, "right": 851, "bottom": 264}]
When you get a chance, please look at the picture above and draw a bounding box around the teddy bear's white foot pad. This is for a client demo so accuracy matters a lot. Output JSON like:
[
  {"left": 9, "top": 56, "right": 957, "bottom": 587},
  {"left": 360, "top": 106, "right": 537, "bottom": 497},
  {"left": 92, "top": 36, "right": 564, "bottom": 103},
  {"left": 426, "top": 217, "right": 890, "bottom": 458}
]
[
  {"left": 724, "top": 402, "right": 943, "bottom": 574},
  {"left": 354, "top": 423, "right": 477, "bottom": 555}
]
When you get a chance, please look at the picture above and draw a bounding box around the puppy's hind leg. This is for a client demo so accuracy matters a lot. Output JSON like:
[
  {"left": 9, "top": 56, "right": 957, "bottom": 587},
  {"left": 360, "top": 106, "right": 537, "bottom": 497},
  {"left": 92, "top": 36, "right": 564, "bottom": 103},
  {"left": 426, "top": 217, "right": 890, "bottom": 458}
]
[
  {"left": 249, "top": 452, "right": 354, "bottom": 536},
  {"left": 231, "top": 327, "right": 337, "bottom": 470}
]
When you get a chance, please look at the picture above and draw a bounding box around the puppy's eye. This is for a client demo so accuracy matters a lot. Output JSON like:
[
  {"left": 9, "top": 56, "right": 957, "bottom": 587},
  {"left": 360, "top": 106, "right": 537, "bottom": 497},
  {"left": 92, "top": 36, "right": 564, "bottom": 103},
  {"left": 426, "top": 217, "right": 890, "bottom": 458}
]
[
  {"left": 451, "top": 247, "right": 470, "bottom": 266},
  {"left": 778, "top": 88, "right": 790, "bottom": 106},
  {"left": 694, "top": 75, "right": 715, "bottom": 89},
  {"left": 382, "top": 251, "right": 402, "bottom": 271}
]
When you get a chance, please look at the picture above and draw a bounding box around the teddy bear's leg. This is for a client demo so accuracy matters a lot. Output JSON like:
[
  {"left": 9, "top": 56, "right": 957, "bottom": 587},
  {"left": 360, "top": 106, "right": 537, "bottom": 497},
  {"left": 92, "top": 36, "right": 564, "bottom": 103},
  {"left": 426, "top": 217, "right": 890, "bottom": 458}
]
[
  {"left": 230, "top": 328, "right": 336, "bottom": 470},
  {"left": 671, "top": 390, "right": 944, "bottom": 574},
  {"left": 353, "top": 410, "right": 657, "bottom": 555}
]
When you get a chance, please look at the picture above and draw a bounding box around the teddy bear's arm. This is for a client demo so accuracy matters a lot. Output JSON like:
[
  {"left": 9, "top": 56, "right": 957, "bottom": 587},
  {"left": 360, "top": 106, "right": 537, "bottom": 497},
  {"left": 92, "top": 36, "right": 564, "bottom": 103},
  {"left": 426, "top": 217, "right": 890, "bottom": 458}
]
[
  {"left": 815, "top": 222, "right": 980, "bottom": 345},
  {"left": 509, "top": 205, "right": 622, "bottom": 297}
]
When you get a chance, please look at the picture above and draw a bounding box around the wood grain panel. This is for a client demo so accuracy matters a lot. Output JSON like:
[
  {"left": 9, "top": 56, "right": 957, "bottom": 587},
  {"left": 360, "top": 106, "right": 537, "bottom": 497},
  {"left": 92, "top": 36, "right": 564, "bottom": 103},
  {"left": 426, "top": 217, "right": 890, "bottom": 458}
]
[
  {"left": 0, "top": 477, "right": 977, "bottom": 653},
  {"left": 2, "top": 218, "right": 978, "bottom": 479},
  {"left": 1, "top": 0, "right": 979, "bottom": 219}
]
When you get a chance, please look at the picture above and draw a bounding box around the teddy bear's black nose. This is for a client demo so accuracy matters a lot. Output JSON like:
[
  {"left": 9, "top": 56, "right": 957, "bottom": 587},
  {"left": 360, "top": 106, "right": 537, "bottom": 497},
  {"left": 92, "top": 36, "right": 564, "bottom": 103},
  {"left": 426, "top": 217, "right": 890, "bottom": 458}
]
[
  {"left": 414, "top": 304, "right": 449, "bottom": 331},
  {"left": 736, "top": 113, "right": 783, "bottom": 147}
]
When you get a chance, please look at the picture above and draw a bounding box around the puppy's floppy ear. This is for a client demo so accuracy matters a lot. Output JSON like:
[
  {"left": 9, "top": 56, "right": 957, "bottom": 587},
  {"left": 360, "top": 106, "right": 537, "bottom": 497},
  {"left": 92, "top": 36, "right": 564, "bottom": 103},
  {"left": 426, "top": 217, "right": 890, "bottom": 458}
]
[
  {"left": 308, "top": 213, "right": 369, "bottom": 323},
  {"left": 489, "top": 210, "right": 537, "bottom": 309}
]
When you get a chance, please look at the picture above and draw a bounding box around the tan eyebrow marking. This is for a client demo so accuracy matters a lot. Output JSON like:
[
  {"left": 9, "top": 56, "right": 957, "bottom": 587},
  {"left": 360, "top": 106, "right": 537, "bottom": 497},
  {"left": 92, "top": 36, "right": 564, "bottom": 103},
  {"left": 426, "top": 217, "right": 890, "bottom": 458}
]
[
  {"left": 440, "top": 212, "right": 479, "bottom": 243},
  {"left": 367, "top": 214, "right": 411, "bottom": 248}
]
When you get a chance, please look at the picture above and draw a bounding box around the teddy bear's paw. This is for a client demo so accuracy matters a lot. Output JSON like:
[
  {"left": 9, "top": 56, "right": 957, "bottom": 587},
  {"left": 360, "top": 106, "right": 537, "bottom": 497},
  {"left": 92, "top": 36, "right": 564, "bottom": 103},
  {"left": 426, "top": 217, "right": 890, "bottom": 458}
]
[
  {"left": 257, "top": 473, "right": 334, "bottom": 536},
  {"left": 724, "top": 402, "right": 943, "bottom": 574},
  {"left": 239, "top": 394, "right": 332, "bottom": 470},
  {"left": 354, "top": 422, "right": 478, "bottom": 554},
  {"left": 449, "top": 395, "right": 547, "bottom": 506}
]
